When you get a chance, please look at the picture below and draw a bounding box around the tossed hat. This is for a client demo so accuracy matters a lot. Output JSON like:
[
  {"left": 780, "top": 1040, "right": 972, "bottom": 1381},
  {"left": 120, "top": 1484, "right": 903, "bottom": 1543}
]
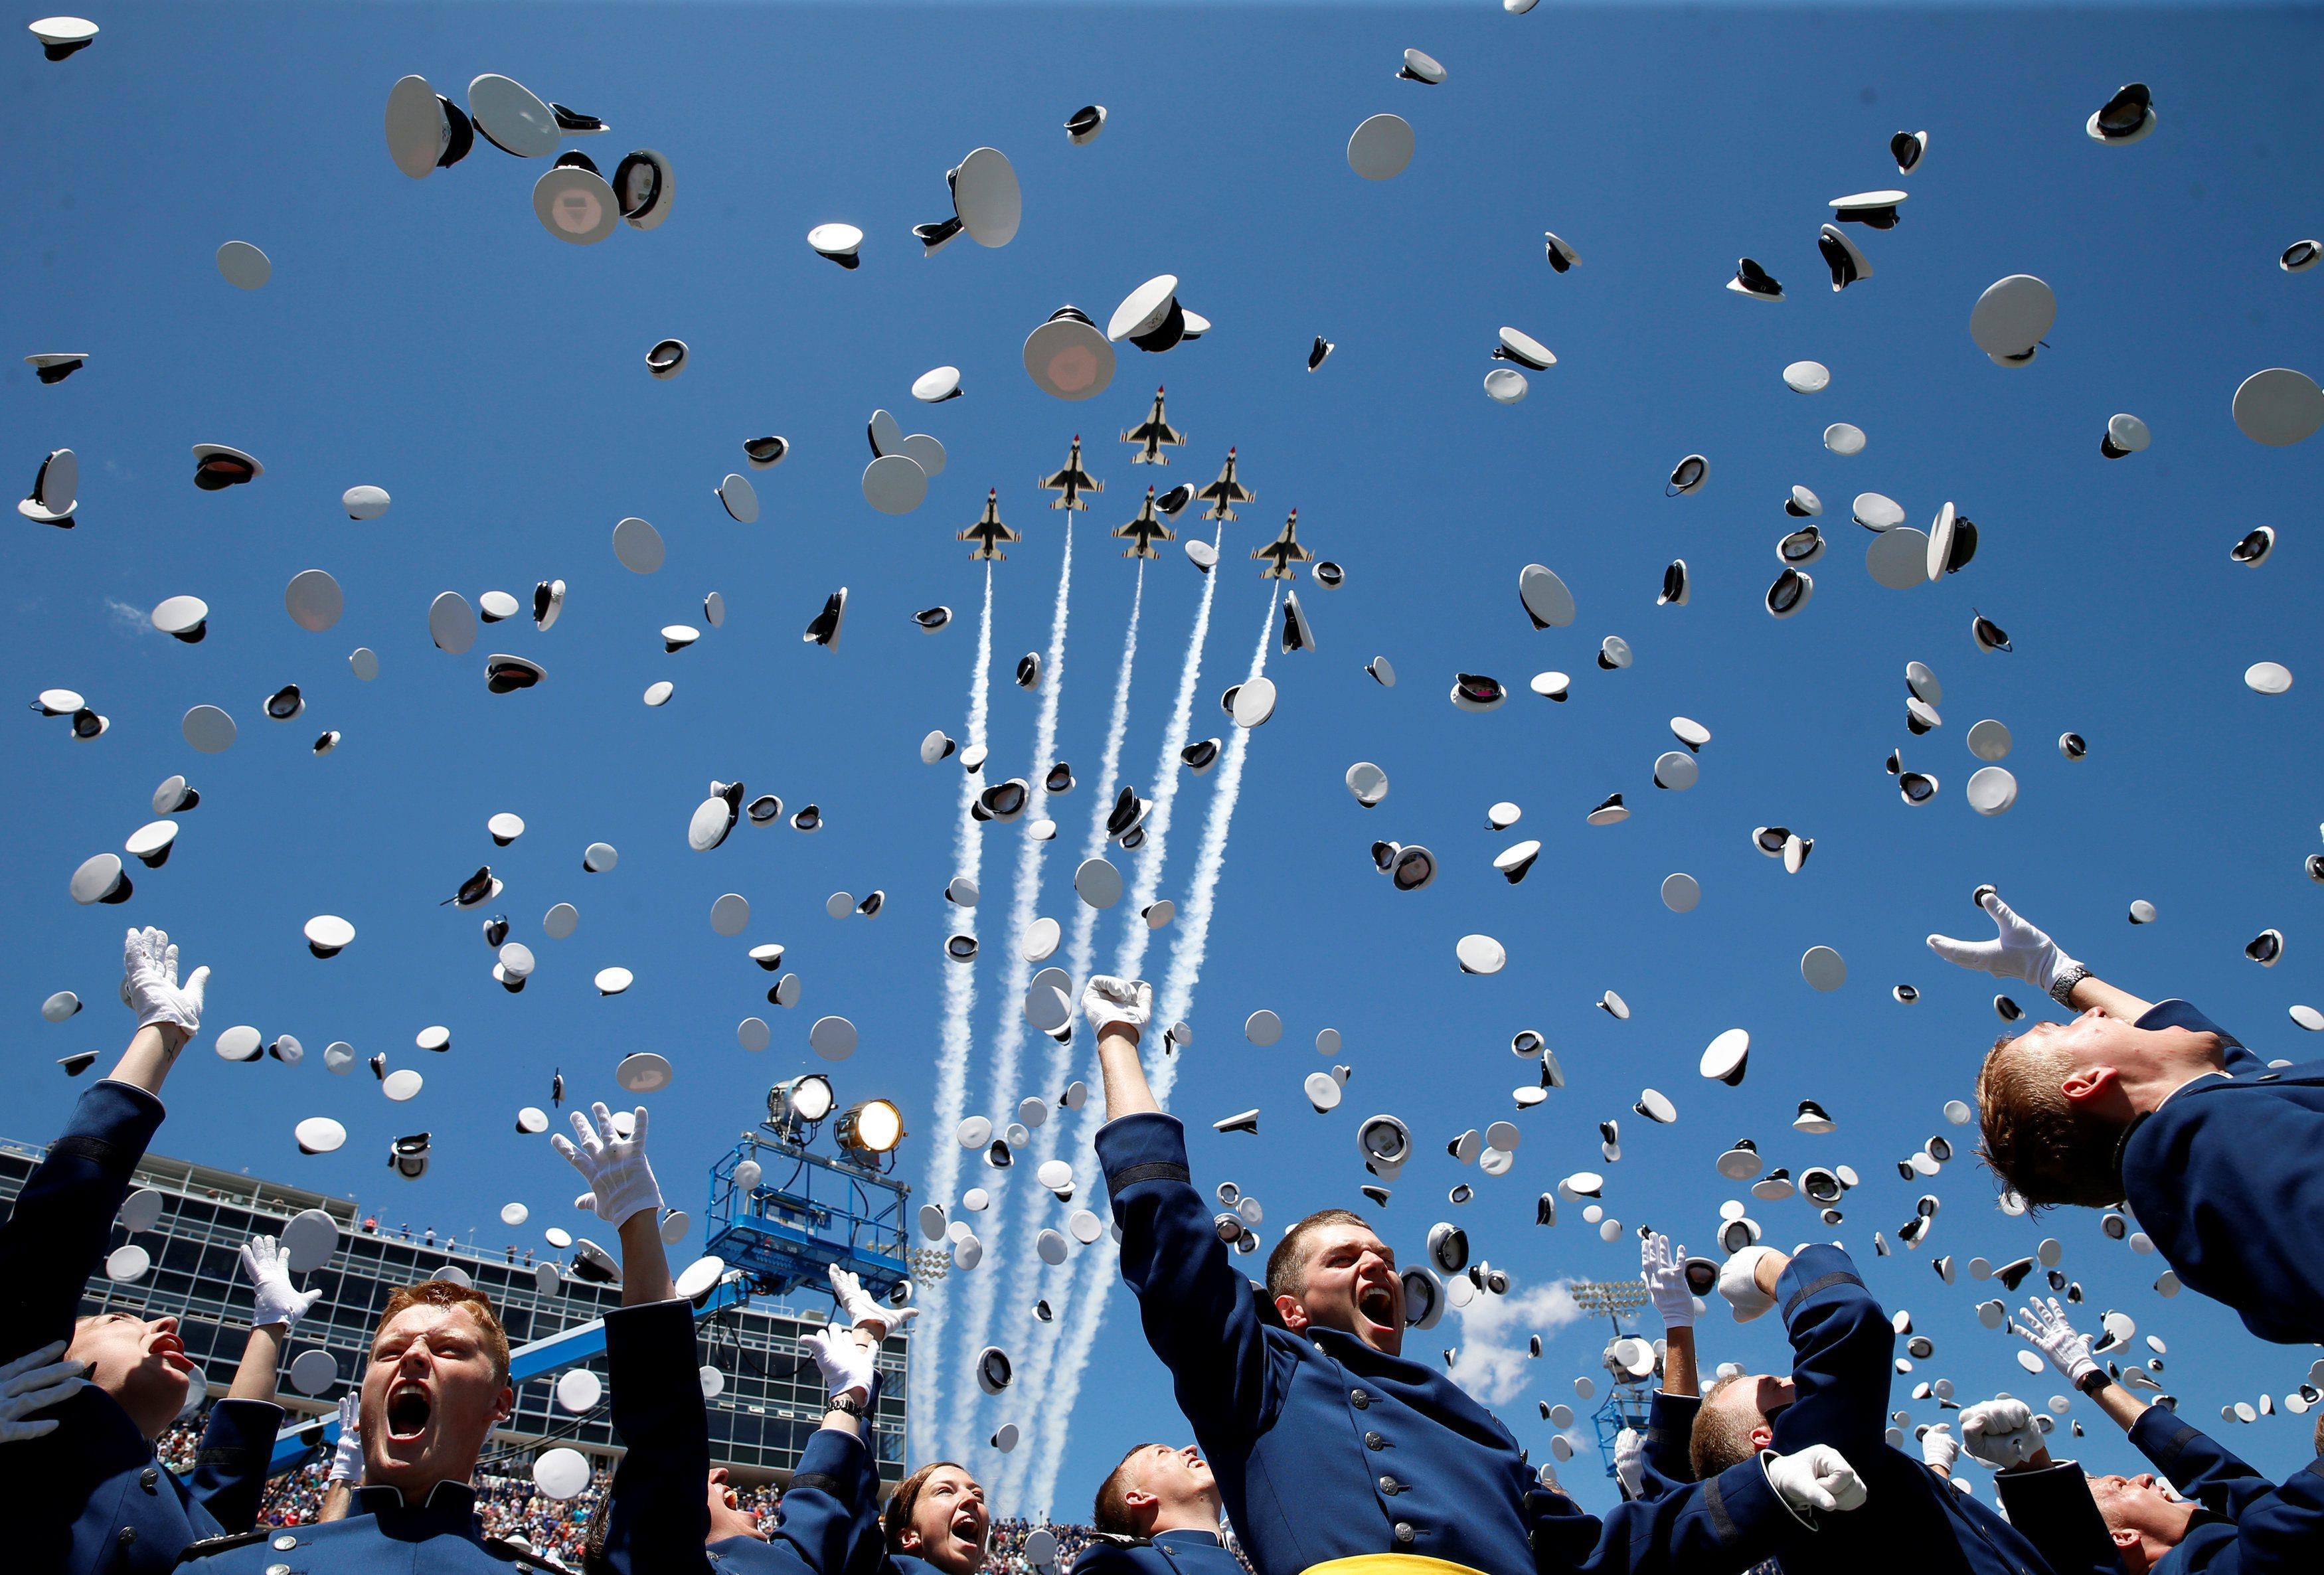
[
  {"left": 1969, "top": 275, "right": 2056, "bottom": 365},
  {"left": 2232, "top": 368, "right": 2324, "bottom": 447},
  {"left": 1892, "top": 129, "right": 1928, "bottom": 173},
  {"left": 1817, "top": 225, "right": 1872, "bottom": 291},
  {"left": 2087, "top": 82, "right": 2156, "bottom": 144},
  {"left": 384, "top": 76, "right": 473, "bottom": 177},
  {"left": 807, "top": 222, "right": 863, "bottom": 268},
  {"left": 1726, "top": 259, "right": 1783, "bottom": 301},
  {"left": 1347, "top": 114, "right": 1415, "bottom": 180},
  {"left": 1065, "top": 104, "right": 1106, "bottom": 144}
]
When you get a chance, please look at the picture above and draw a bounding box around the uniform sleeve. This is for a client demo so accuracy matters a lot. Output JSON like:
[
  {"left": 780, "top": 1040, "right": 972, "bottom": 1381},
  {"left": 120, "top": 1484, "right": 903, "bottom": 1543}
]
[
  {"left": 600, "top": 1297, "right": 712, "bottom": 1575},
  {"left": 1770, "top": 1246, "right": 1890, "bottom": 1461},
  {"left": 766, "top": 1423, "right": 877, "bottom": 1575},
  {"left": 1991, "top": 1462, "right": 2131, "bottom": 1575},
  {"left": 186, "top": 1398, "right": 286, "bottom": 1532},
  {"left": 1537, "top": 1455, "right": 1793, "bottom": 1575},
  {"left": 2129, "top": 1406, "right": 2278, "bottom": 1521},
  {"left": 1637, "top": 1390, "right": 1700, "bottom": 1499},
  {"left": 2135, "top": 1001, "right": 2264, "bottom": 1077},
  {"left": 1097, "top": 1114, "right": 1280, "bottom": 1443},
  {"left": 2126, "top": 1084, "right": 2324, "bottom": 1346},
  {"left": 0, "top": 1080, "right": 165, "bottom": 1360},
  {"left": 2232, "top": 1455, "right": 2324, "bottom": 1575}
]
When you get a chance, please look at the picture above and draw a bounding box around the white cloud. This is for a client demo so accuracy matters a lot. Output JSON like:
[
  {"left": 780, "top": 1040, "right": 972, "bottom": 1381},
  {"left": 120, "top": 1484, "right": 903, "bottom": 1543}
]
[
  {"left": 1447, "top": 1278, "right": 1586, "bottom": 1406},
  {"left": 104, "top": 597, "right": 157, "bottom": 636}
]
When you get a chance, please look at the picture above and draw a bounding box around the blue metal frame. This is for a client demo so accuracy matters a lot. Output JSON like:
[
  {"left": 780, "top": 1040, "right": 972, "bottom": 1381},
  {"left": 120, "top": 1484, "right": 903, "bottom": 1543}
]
[
  {"left": 702, "top": 1132, "right": 912, "bottom": 1302},
  {"left": 1591, "top": 1382, "right": 1652, "bottom": 1477}
]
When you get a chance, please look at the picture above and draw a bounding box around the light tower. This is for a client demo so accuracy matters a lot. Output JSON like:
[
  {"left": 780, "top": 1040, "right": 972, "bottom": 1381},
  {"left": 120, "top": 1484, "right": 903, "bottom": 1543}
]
[{"left": 1566, "top": 1280, "right": 1657, "bottom": 1479}]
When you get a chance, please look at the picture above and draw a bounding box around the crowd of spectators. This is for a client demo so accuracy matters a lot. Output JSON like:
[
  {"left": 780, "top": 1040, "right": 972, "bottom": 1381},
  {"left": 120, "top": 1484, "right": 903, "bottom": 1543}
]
[{"left": 210, "top": 1423, "right": 1114, "bottom": 1573}]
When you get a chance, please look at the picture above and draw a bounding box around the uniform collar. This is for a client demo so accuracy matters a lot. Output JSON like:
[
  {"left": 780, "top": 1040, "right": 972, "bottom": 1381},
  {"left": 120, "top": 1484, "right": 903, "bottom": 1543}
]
[
  {"left": 354, "top": 1479, "right": 481, "bottom": 1517},
  {"left": 1153, "top": 1529, "right": 1225, "bottom": 1548}
]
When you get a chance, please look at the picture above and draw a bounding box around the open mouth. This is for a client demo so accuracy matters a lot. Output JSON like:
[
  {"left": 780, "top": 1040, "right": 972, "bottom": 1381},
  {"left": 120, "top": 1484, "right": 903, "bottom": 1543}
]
[
  {"left": 149, "top": 1331, "right": 196, "bottom": 1373},
  {"left": 950, "top": 1509, "right": 987, "bottom": 1552},
  {"left": 1358, "top": 1285, "right": 1396, "bottom": 1327},
  {"left": 386, "top": 1383, "right": 434, "bottom": 1442}
]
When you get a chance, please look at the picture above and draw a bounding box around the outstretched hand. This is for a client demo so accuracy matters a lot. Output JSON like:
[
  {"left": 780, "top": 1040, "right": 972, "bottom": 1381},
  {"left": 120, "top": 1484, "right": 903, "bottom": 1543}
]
[
  {"left": 553, "top": 1102, "right": 664, "bottom": 1228},
  {"left": 1926, "top": 891, "right": 2076, "bottom": 997}
]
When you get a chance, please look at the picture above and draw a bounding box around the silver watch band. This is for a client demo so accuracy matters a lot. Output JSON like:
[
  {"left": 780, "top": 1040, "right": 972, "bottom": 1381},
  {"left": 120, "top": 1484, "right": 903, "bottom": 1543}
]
[{"left": 2048, "top": 964, "right": 2092, "bottom": 1007}]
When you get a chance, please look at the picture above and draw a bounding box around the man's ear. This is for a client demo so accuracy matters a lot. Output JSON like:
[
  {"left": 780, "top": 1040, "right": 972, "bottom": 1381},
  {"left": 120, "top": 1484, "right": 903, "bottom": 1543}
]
[
  {"left": 1274, "top": 1294, "right": 1308, "bottom": 1333},
  {"left": 1748, "top": 1424, "right": 1775, "bottom": 1453},
  {"left": 2109, "top": 1528, "right": 2139, "bottom": 1552},
  {"left": 493, "top": 1384, "right": 516, "bottom": 1426},
  {"left": 2060, "top": 1066, "right": 2119, "bottom": 1106}
]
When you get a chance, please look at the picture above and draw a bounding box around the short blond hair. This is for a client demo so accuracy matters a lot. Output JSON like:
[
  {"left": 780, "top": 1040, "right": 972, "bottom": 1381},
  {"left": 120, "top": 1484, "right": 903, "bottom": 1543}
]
[
  {"left": 1689, "top": 1373, "right": 1760, "bottom": 1482},
  {"left": 375, "top": 1280, "right": 510, "bottom": 1385},
  {"left": 1975, "top": 1034, "right": 2129, "bottom": 1209},
  {"left": 1092, "top": 1445, "right": 1156, "bottom": 1534}
]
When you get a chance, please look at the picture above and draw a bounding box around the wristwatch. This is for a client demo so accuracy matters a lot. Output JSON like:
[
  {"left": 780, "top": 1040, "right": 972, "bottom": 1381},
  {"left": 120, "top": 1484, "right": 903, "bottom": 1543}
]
[
  {"left": 2048, "top": 964, "right": 2093, "bottom": 1008},
  {"left": 2076, "top": 1367, "right": 2112, "bottom": 1397},
  {"left": 827, "top": 1392, "right": 866, "bottom": 1418}
]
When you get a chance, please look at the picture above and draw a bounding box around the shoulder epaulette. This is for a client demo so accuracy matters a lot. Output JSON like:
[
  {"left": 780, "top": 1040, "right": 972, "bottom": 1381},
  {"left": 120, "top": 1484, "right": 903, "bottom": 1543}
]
[{"left": 175, "top": 1528, "right": 269, "bottom": 1564}]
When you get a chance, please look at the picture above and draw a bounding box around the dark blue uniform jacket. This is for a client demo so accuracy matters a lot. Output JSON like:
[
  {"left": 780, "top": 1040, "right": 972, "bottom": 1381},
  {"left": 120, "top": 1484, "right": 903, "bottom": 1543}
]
[
  {"left": 1634, "top": 1392, "right": 1701, "bottom": 1503},
  {"left": 708, "top": 1407, "right": 882, "bottom": 1574},
  {"left": 0, "top": 1080, "right": 280, "bottom": 1574},
  {"left": 1075, "top": 1528, "right": 1248, "bottom": 1575},
  {"left": 1098, "top": 1112, "right": 1801, "bottom": 1575},
  {"left": 1766, "top": 1246, "right": 2061, "bottom": 1575},
  {"left": 2117, "top": 1001, "right": 2324, "bottom": 1346},
  {"left": 178, "top": 1296, "right": 709, "bottom": 1572},
  {"left": 1995, "top": 1409, "right": 2324, "bottom": 1575}
]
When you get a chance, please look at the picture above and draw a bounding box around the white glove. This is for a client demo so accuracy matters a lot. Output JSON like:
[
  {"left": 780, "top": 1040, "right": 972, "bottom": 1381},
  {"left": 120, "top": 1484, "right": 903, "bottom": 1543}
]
[
  {"left": 1920, "top": 1424, "right": 1961, "bottom": 1474},
  {"left": 805, "top": 1325, "right": 877, "bottom": 1402},
  {"left": 1719, "top": 1245, "right": 1782, "bottom": 1323},
  {"left": 2013, "top": 1297, "right": 2099, "bottom": 1386},
  {"left": 1641, "top": 1232, "right": 1696, "bottom": 1329},
  {"left": 1926, "top": 892, "right": 2078, "bottom": 998},
  {"left": 829, "top": 1265, "right": 918, "bottom": 1341},
  {"left": 1959, "top": 1398, "right": 2042, "bottom": 1469},
  {"left": 120, "top": 926, "right": 210, "bottom": 1038},
  {"left": 552, "top": 1102, "right": 664, "bottom": 1227},
  {"left": 0, "top": 1340, "right": 86, "bottom": 1442},
  {"left": 327, "top": 1392, "right": 364, "bottom": 1485},
  {"left": 1081, "top": 975, "right": 1151, "bottom": 1039},
  {"left": 238, "top": 1234, "right": 324, "bottom": 1329},
  {"left": 1763, "top": 1444, "right": 1868, "bottom": 1518},
  {"left": 1613, "top": 1427, "right": 1647, "bottom": 1500}
]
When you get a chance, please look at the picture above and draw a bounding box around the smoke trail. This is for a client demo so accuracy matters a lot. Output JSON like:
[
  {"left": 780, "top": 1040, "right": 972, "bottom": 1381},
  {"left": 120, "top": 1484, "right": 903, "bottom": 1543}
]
[
  {"left": 912, "top": 562, "right": 995, "bottom": 1462},
  {"left": 944, "top": 522, "right": 1074, "bottom": 1463},
  {"left": 1111, "top": 525, "right": 1225, "bottom": 984},
  {"left": 992, "top": 533, "right": 1222, "bottom": 1505},
  {"left": 1023, "top": 584, "right": 1277, "bottom": 1513},
  {"left": 982, "top": 561, "right": 1143, "bottom": 1491}
]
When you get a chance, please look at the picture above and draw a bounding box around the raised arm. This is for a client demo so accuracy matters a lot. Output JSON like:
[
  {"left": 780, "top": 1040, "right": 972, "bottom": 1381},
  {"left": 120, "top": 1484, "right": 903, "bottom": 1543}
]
[
  {"left": 1754, "top": 1246, "right": 1892, "bottom": 1460},
  {"left": 1088, "top": 976, "right": 1161, "bottom": 1119},
  {"left": 556, "top": 1101, "right": 707, "bottom": 1573},
  {"left": 1927, "top": 891, "right": 2157, "bottom": 1020},
  {"left": 2231, "top": 1455, "right": 2324, "bottom": 1575},
  {"left": 0, "top": 929, "right": 208, "bottom": 1362},
  {"left": 1085, "top": 978, "right": 1277, "bottom": 1443}
]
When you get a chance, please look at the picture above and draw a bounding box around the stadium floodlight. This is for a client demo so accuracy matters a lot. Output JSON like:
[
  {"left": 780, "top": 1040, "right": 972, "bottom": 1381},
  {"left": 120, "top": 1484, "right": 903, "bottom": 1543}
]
[
  {"left": 835, "top": 1099, "right": 906, "bottom": 1156},
  {"left": 768, "top": 1074, "right": 835, "bottom": 1129}
]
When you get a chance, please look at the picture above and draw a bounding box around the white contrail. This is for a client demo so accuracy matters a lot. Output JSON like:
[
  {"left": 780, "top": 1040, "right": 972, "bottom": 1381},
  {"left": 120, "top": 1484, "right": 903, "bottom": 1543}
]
[
  {"left": 993, "top": 533, "right": 1223, "bottom": 1507},
  {"left": 1023, "top": 584, "right": 1276, "bottom": 1515},
  {"left": 944, "top": 521, "right": 1074, "bottom": 1463},
  {"left": 982, "top": 561, "right": 1143, "bottom": 1491},
  {"left": 912, "top": 562, "right": 995, "bottom": 1463}
]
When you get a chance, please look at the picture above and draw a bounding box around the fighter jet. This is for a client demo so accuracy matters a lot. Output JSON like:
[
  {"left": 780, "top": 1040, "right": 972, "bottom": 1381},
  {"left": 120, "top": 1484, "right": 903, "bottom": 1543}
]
[
  {"left": 1112, "top": 487, "right": 1177, "bottom": 560},
  {"left": 958, "top": 489, "right": 1021, "bottom": 561},
  {"left": 1121, "top": 386, "right": 1185, "bottom": 465},
  {"left": 1197, "top": 447, "right": 1254, "bottom": 521},
  {"left": 1039, "top": 436, "right": 1103, "bottom": 511},
  {"left": 1253, "top": 510, "right": 1313, "bottom": 580}
]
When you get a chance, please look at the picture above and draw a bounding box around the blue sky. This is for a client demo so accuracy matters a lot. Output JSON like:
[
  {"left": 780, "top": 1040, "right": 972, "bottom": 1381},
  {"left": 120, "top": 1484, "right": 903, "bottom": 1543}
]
[{"left": 7, "top": 0, "right": 2323, "bottom": 1522}]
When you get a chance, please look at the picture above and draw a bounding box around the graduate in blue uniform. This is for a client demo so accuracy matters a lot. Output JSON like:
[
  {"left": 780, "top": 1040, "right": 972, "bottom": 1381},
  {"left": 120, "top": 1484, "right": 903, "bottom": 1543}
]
[
  {"left": 1078, "top": 1441, "right": 1250, "bottom": 1575},
  {"left": 1967, "top": 1301, "right": 2324, "bottom": 1574},
  {"left": 1930, "top": 890, "right": 2324, "bottom": 1345},
  {"left": 1693, "top": 1242, "right": 2064, "bottom": 1575},
  {"left": 1078, "top": 976, "right": 1868, "bottom": 1575},
  {"left": 706, "top": 1266, "right": 908, "bottom": 1575},
  {"left": 177, "top": 1098, "right": 710, "bottom": 1572},
  {"left": 0, "top": 928, "right": 294, "bottom": 1575},
  {"left": 1624, "top": 1233, "right": 1706, "bottom": 1503}
]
